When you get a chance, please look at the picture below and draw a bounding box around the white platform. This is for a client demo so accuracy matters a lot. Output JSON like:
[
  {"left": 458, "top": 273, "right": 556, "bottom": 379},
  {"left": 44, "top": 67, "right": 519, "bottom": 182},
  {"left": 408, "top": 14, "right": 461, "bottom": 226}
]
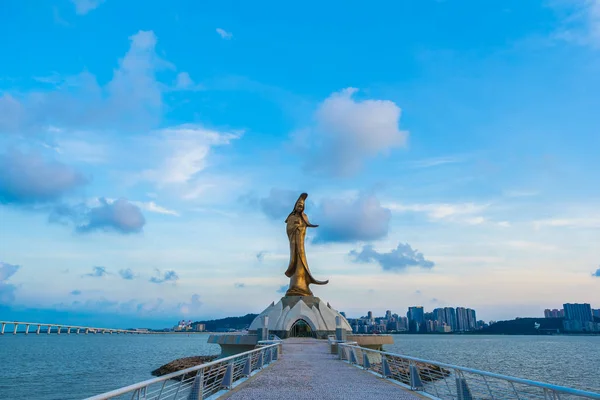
[{"left": 249, "top": 296, "right": 352, "bottom": 338}]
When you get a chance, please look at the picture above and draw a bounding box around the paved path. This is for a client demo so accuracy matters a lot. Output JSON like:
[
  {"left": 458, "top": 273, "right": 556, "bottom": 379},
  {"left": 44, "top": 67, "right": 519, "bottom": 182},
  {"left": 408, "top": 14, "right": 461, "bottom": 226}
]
[{"left": 224, "top": 338, "right": 421, "bottom": 400}]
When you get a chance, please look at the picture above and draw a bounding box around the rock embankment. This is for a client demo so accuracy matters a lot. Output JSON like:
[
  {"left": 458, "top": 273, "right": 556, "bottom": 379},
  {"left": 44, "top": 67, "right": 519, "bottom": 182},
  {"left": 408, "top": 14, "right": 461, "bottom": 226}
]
[{"left": 151, "top": 355, "right": 219, "bottom": 381}]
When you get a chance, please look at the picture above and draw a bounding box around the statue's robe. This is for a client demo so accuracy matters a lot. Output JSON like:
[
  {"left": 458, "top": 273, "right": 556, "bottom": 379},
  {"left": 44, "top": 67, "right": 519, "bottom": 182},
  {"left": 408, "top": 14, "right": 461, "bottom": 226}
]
[{"left": 284, "top": 212, "right": 328, "bottom": 296}]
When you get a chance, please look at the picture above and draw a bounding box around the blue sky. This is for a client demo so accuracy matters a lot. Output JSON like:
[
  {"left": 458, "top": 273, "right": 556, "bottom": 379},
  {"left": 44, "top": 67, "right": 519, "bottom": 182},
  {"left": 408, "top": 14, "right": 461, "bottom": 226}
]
[{"left": 1, "top": 0, "right": 599, "bottom": 328}]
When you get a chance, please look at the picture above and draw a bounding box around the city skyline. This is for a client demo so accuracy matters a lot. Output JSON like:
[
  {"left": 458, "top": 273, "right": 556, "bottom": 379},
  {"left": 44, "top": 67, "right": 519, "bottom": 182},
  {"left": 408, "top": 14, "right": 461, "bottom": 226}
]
[{"left": 1, "top": 0, "right": 600, "bottom": 328}]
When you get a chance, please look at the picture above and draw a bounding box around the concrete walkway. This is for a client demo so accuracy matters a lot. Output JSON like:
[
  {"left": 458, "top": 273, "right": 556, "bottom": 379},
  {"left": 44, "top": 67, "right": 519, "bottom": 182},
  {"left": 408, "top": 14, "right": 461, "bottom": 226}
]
[{"left": 223, "top": 338, "right": 422, "bottom": 400}]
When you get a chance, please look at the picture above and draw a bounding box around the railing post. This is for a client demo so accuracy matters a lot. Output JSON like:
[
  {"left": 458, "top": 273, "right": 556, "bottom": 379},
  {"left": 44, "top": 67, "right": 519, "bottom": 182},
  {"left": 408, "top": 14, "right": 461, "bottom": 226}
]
[
  {"left": 409, "top": 363, "right": 424, "bottom": 390},
  {"left": 242, "top": 356, "right": 252, "bottom": 376},
  {"left": 13, "top": 323, "right": 18, "bottom": 335},
  {"left": 36, "top": 325, "right": 41, "bottom": 335},
  {"left": 381, "top": 356, "right": 392, "bottom": 378},
  {"left": 257, "top": 350, "right": 264, "bottom": 369},
  {"left": 25, "top": 324, "right": 30, "bottom": 335},
  {"left": 273, "top": 345, "right": 279, "bottom": 361},
  {"left": 1, "top": 323, "right": 5, "bottom": 335},
  {"left": 187, "top": 371, "right": 204, "bottom": 400},
  {"left": 76, "top": 328, "right": 80, "bottom": 334},
  {"left": 47, "top": 325, "right": 51, "bottom": 334},
  {"left": 67, "top": 327, "right": 71, "bottom": 334},
  {"left": 362, "top": 352, "right": 371, "bottom": 370},
  {"left": 350, "top": 348, "right": 358, "bottom": 364},
  {"left": 221, "top": 363, "right": 234, "bottom": 389},
  {"left": 266, "top": 347, "right": 273, "bottom": 365},
  {"left": 57, "top": 326, "right": 61, "bottom": 335},
  {"left": 456, "top": 374, "right": 473, "bottom": 400}
]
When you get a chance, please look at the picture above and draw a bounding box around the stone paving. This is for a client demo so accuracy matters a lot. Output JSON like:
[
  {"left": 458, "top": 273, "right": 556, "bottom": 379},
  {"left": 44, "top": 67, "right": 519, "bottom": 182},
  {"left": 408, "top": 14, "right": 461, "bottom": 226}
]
[{"left": 223, "top": 338, "right": 422, "bottom": 400}]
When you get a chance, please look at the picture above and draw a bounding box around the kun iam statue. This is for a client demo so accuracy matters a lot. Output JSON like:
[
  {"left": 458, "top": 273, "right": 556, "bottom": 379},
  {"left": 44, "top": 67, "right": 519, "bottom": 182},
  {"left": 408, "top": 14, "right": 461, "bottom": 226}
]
[{"left": 284, "top": 193, "right": 328, "bottom": 296}]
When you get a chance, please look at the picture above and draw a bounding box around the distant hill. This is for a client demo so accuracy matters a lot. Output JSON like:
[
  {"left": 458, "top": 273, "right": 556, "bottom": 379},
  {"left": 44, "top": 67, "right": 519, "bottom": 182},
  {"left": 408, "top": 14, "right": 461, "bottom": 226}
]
[
  {"left": 193, "top": 313, "right": 258, "bottom": 332},
  {"left": 480, "top": 318, "right": 564, "bottom": 335}
]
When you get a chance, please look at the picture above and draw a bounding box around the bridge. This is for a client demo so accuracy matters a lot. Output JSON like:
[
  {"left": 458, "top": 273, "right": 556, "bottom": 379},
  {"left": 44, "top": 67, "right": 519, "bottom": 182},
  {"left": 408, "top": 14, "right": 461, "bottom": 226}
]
[
  {"left": 0, "top": 320, "right": 161, "bottom": 335},
  {"left": 81, "top": 337, "right": 600, "bottom": 400}
]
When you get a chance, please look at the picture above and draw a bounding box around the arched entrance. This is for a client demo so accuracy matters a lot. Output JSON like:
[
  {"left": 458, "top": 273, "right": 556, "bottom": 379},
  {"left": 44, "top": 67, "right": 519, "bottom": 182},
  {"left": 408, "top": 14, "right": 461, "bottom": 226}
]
[{"left": 289, "top": 319, "right": 314, "bottom": 338}]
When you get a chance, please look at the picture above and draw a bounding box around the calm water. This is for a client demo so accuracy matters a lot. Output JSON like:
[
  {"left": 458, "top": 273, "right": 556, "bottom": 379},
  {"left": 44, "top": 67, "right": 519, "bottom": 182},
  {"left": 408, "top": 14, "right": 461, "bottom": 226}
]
[
  {"left": 387, "top": 335, "right": 600, "bottom": 393},
  {"left": 0, "top": 334, "right": 220, "bottom": 400},
  {"left": 0, "top": 334, "right": 598, "bottom": 399}
]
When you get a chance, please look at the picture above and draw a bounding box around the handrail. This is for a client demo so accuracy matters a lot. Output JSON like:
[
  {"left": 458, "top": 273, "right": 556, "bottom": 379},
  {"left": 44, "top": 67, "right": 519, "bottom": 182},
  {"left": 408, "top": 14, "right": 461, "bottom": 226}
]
[
  {"left": 83, "top": 342, "right": 281, "bottom": 400},
  {"left": 338, "top": 342, "right": 600, "bottom": 399}
]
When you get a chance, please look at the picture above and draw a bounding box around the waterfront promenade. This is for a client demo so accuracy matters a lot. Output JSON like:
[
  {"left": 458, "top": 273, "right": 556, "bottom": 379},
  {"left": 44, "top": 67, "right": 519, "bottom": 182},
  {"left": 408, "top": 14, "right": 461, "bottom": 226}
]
[{"left": 223, "top": 338, "right": 420, "bottom": 400}]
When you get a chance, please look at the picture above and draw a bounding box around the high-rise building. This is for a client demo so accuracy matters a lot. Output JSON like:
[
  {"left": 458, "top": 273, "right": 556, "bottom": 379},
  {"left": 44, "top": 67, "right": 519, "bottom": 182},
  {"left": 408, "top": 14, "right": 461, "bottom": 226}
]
[
  {"left": 398, "top": 316, "right": 408, "bottom": 330},
  {"left": 593, "top": 309, "right": 600, "bottom": 318},
  {"left": 340, "top": 312, "right": 346, "bottom": 318},
  {"left": 407, "top": 306, "right": 425, "bottom": 324},
  {"left": 563, "top": 303, "right": 593, "bottom": 322},
  {"left": 444, "top": 307, "right": 457, "bottom": 331},
  {"left": 426, "top": 320, "right": 435, "bottom": 332},
  {"left": 467, "top": 308, "right": 477, "bottom": 330},
  {"left": 544, "top": 309, "right": 564, "bottom": 318},
  {"left": 456, "top": 307, "right": 469, "bottom": 331},
  {"left": 433, "top": 308, "right": 445, "bottom": 324},
  {"left": 385, "top": 310, "right": 392, "bottom": 320},
  {"left": 367, "top": 311, "right": 373, "bottom": 321}
]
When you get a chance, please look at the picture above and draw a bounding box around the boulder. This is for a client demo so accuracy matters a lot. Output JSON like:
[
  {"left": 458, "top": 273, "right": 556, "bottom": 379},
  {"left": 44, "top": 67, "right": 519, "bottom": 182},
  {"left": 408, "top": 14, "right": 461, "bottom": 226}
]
[{"left": 151, "top": 355, "right": 218, "bottom": 381}]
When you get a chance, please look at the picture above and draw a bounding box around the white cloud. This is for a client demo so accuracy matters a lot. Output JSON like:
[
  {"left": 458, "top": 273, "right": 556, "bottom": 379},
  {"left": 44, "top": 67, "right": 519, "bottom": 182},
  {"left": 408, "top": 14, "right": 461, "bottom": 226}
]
[
  {"left": 301, "top": 88, "right": 408, "bottom": 176},
  {"left": 216, "top": 28, "right": 233, "bottom": 39},
  {"left": 385, "top": 201, "right": 488, "bottom": 221},
  {"left": 1, "top": 30, "right": 174, "bottom": 135},
  {"left": 54, "top": 138, "right": 108, "bottom": 164},
  {"left": 176, "top": 72, "right": 193, "bottom": 89},
  {"left": 142, "top": 125, "right": 241, "bottom": 187},
  {"left": 178, "top": 294, "right": 202, "bottom": 316},
  {"left": 173, "top": 72, "right": 202, "bottom": 91},
  {"left": 533, "top": 217, "right": 600, "bottom": 229},
  {"left": 132, "top": 201, "right": 179, "bottom": 216},
  {"left": 554, "top": 0, "right": 600, "bottom": 47},
  {"left": 71, "top": 0, "right": 105, "bottom": 15},
  {"left": 87, "top": 197, "right": 178, "bottom": 216},
  {"left": 406, "top": 155, "right": 466, "bottom": 169}
]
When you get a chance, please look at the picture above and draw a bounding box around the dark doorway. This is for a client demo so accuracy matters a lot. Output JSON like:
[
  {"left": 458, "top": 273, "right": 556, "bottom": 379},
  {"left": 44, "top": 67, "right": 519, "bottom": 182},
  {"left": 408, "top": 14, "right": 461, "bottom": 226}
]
[{"left": 289, "top": 319, "right": 314, "bottom": 338}]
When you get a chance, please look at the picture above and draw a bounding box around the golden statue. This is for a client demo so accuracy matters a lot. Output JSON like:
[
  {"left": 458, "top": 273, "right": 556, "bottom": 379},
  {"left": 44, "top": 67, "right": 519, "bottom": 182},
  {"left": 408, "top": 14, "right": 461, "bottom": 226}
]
[{"left": 284, "top": 193, "right": 328, "bottom": 296}]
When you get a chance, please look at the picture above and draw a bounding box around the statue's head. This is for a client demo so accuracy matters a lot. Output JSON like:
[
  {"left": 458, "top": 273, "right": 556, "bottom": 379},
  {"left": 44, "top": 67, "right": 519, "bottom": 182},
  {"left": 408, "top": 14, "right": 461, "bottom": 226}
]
[{"left": 293, "top": 193, "right": 308, "bottom": 213}]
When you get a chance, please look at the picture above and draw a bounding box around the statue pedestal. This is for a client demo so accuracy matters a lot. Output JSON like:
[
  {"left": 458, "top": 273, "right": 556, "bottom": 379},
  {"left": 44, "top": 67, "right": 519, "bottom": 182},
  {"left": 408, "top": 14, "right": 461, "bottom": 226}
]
[{"left": 248, "top": 296, "right": 352, "bottom": 339}]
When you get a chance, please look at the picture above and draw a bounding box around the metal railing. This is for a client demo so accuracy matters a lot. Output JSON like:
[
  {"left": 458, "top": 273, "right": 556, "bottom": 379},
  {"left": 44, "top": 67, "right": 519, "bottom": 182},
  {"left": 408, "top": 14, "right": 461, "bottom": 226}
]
[
  {"left": 257, "top": 334, "right": 283, "bottom": 346},
  {"left": 83, "top": 343, "right": 281, "bottom": 400},
  {"left": 338, "top": 343, "right": 600, "bottom": 400}
]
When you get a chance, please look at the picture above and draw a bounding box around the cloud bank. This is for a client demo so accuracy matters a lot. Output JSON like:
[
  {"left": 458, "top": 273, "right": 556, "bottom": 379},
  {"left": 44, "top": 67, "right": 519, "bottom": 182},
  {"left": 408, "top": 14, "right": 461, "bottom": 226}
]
[
  {"left": 349, "top": 243, "right": 435, "bottom": 271},
  {"left": 119, "top": 268, "right": 135, "bottom": 280},
  {"left": 0, "top": 261, "right": 20, "bottom": 303},
  {"left": 51, "top": 198, "right": 146, "bottom": 234},
  {"left": 84, "top": 266, "right": 108, "bottom": 278},
  {"left": 313, "top": 194, "right": 391, "bottom": 243},
  {"left": 300, "top": 88, "right": 408, "bottom": 176},
  {"left": 150, "top": 270, "right": 179, "bottom": 284},
  {"left": 256, "top": 190, "right": 391, "bottom": 243},
  {"left": 0, "top": 150, "right": 88, "bottom": 204}
]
